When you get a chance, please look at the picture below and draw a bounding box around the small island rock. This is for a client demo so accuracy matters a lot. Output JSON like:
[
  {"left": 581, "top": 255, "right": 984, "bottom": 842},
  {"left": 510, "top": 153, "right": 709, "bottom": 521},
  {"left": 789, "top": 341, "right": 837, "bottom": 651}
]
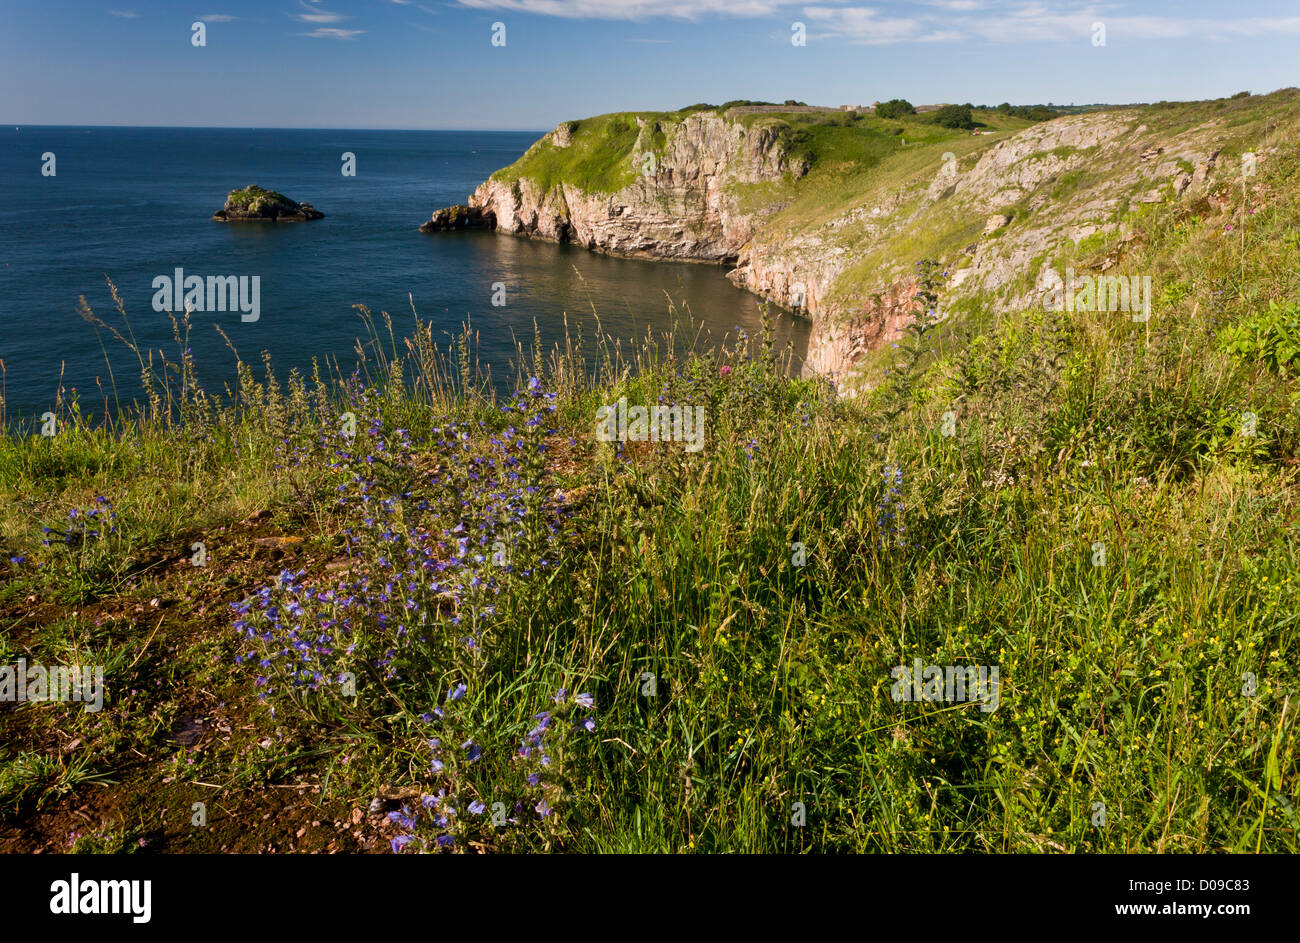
[
  {"left": 213, "top": 185, "right": 324, "bottom": 222},
  {"left": 419, "top": 204, "right": 495, "bottom": 232}
]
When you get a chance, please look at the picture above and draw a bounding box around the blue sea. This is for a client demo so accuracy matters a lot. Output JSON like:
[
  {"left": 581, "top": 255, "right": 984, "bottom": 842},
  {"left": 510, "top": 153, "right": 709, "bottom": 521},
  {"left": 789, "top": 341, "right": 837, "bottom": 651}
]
[{"left": 0, "top": 127, "right": 809, "bottom": 423}]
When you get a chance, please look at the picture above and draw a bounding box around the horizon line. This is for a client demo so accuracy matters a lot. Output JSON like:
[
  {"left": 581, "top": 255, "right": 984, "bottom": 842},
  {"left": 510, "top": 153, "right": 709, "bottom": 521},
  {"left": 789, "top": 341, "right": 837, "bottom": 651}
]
[{"left": 3, "top": 123, "right": 552, "bottom": 133}]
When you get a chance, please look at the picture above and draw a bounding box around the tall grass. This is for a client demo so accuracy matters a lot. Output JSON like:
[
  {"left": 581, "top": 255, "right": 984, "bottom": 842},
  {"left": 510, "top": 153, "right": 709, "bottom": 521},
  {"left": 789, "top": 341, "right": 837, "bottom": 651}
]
[{"left": 2, "top": 132, "right": 1298, "bottom": 852}]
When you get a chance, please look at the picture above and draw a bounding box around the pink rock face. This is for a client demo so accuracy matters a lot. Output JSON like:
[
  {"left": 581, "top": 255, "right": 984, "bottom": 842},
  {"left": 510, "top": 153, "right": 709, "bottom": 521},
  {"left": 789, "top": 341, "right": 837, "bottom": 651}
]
[{"left": 802, "top": 277, "right": 922, "bottom": 385}]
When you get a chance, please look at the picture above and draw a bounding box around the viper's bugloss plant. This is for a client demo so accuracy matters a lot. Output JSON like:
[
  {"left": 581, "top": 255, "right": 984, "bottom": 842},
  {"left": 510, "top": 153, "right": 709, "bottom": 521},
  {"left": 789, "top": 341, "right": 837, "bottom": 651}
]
[
  {"left": 231, "top": 378, "right": 565, "bottom": 723},
  {"left": 42, "top": 497, "right": 118, "bottom": 548},
  {"left": 385, "top": 685, "right": 599, "bottom": 853}
]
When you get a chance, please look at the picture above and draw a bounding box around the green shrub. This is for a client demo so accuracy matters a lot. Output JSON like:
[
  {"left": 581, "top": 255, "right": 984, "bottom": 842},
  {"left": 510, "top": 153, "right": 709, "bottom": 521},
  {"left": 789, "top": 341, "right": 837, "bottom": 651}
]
[
  {"left": 933, "top": 104, "right": 976, "bottom": 130},
  {"left": 875, "top": 99, "right": 916, "bottom": 119},
  {"left": 1221, "top": 300, "right": 1300, "bottom": 375}
]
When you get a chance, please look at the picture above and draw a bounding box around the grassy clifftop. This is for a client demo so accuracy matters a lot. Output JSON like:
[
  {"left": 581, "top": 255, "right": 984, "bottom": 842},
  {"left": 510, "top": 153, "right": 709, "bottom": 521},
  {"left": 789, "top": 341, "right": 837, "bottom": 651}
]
[
  {"left": 488, "top": 103, "right": 1041, "bottom": 198},
  {"left": 832, "top": 91, "right": 1300, "bottom": 291},
  {"left": 490, "top": 111, "right": 678, "bottom": 194}
]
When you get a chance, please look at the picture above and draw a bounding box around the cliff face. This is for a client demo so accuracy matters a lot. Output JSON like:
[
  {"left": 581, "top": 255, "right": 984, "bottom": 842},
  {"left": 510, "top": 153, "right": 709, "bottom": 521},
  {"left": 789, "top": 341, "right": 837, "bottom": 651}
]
[
  {"left": 725, "top": 109, "right": 1251, "bottom": 381},
  {"left": 466, "top": 113, "right": 807, "bottom": 261},
  {"left": 427, "top": 94, "right": 1296, "bottom": 390}
]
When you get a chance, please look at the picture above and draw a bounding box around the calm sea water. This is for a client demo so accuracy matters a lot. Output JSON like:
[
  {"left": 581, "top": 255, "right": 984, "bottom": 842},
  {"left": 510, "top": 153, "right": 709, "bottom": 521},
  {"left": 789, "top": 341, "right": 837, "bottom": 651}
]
[{"left": 0, "top": 127, "right": 808, "bottom": 422}]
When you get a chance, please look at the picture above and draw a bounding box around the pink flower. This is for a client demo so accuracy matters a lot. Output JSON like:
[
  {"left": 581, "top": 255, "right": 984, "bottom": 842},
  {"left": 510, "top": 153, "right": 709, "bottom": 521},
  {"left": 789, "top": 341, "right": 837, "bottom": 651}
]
[{"left": 720, "top": 365, "right": 732, "bottom": 376}]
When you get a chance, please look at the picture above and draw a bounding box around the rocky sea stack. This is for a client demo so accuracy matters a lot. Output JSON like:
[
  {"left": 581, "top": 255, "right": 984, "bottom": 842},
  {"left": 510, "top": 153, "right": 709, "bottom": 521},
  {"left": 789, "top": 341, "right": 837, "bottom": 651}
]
[
  {"left": 213, "top": 185, "right": 324, "bottom": 222},
  {"left": 419, "top": 203, "right": 495, "bottom": 232}
]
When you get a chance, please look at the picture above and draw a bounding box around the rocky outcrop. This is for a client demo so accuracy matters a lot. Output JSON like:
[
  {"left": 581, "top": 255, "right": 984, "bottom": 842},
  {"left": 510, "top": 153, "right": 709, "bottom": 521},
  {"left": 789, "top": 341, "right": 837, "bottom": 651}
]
[
  {"left": 429, "top": 113, "right": 808, "bottom": 261},
  {"left": 213, "top": 185, "right": 323, "bottom": 222},
  {"left": 804, "top": 277, "right": 923, "bottom": 379},
  {"left": 419, "top": 204, "right": 494, "bottom": 232}
]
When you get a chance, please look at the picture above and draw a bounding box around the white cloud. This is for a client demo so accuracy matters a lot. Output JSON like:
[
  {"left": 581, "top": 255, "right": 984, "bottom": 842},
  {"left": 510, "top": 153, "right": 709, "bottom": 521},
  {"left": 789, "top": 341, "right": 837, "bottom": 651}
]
[
  {"left": 295, "top": 0, "right": 346, "bottom": 24},
  {"left": 447, "top": 0, "right": 1300, "bottom": 45},
  {"left": 107, "top": 9, "right": 139, "bottom": 17},
  {"left": 299, "top": 27, "right": 365, "bottom": 38},
  {"left": 805, "top": 2, "right": 1300, "bottom": 45},
  {"left": 454, "top": 0, "right": 790, "bottom": 19},
  {"left": 803, "top": 6, "right": 921, "bottom": 45},
  {"left": 199, "top": 14, "right": 237, "bottom": 22},
  {"left": 916, "top": 28, "right": 964, "bottom": 41}
]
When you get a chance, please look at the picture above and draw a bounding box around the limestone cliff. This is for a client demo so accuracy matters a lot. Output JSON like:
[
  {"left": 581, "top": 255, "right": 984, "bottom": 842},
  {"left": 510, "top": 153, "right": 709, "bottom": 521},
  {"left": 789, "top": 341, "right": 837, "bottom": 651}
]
[
  {"left": 459, "top": 112, "right": 807, "bottom": 260},
  {"left": 424, "top": 93, "right": 1298, "bottom": 391}
]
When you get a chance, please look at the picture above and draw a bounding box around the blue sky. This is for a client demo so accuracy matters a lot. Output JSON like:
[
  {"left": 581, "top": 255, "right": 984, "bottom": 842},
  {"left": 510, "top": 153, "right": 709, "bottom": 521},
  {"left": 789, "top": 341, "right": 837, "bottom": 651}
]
[{"left": 2, "top": 0, "right": 1298, "bottom": 129}]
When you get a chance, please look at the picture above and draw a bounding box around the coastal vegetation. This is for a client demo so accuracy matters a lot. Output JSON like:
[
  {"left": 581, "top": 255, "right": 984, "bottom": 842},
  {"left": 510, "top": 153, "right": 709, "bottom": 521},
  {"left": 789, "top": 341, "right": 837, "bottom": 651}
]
[
  {"left": 487, "top": 100, "right": 1047, "bottom": 202},
  {"left": 875, "top": 99, "right": 916, "bottom": 119},
  {"left": 932, "top": 104, "right": 976, "bottom": 130},
  {"left": 2, "top": 93, "right": 1298, "bottom": 853}
]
